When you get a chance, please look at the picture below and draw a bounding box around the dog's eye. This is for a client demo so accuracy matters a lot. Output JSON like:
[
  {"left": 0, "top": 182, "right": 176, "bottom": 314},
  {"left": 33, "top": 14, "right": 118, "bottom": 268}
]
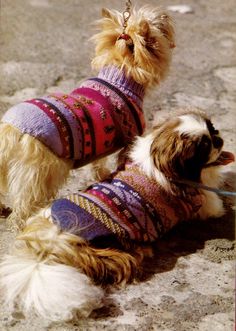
[
  {"left": 199, "top": 135, "right": 211, "bottom": 152},
  {"left": 127, "top": 43, "right": 134, "bottom": 53},
  {"left": 212, "top": 135, "right": 223, "bottom": 149}
]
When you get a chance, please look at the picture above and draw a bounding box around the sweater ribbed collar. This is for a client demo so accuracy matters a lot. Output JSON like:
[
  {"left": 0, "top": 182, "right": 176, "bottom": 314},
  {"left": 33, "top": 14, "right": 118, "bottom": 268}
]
[{"left": 98, "top": 66, "right": 145, "bottom": 106}]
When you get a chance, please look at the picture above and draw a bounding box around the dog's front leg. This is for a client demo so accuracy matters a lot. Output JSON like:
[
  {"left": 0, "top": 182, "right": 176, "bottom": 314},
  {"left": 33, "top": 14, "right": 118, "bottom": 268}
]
[
  {"left": 198, "top": 167, "right": 225, "bottom": 220},
  {"left": 197, "top": 191, "right": 225, "bottom": 220}
]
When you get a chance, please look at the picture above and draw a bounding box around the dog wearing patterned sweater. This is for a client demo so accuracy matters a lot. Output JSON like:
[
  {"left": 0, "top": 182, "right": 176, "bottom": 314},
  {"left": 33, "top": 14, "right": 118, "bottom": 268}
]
[
  {"left": 0, "top": 6, "right": 175, "bottom": 226},
  {"left": 0, "top": 108, "right": 234, "bottom": 321}
]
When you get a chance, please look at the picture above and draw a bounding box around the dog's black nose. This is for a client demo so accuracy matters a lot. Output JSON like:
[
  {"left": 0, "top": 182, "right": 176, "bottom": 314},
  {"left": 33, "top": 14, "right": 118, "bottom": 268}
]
[{"left": 212, "top": 136, "right": 223, "bottom": 149}]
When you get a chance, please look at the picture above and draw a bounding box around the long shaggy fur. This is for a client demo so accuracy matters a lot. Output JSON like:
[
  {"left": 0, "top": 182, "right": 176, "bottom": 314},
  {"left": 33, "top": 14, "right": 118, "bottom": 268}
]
[
  {"left": 0, "top": 256, "right": 104, "bottom": 321},
  {"left": 0, "top": 123, "right": 72, "bottom": 227},
  {"left": 92, "top": 6, "right": 175, "bottom": 87},
  {"left": 0, "top": 216, "right": 142, "bottom": 321},
  {"left": 1, "top": 108, "right": 232, "bottom": 321},
  {"left": 16, "top": 217, "right": 141, "bottom": 285},
  {"left": 0, "top": 5, "right": 175, "bottom": 228}
]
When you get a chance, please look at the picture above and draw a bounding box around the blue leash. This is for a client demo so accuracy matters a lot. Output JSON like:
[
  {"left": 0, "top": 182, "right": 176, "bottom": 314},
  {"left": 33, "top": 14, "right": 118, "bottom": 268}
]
[{"left": 172, "top": 179, "right": 236, "bottom": 197}]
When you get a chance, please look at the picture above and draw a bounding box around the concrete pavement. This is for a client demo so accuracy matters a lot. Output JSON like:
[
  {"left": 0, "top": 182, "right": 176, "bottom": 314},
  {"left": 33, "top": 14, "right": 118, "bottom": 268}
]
[{"left": 0, "top": 0, "right": 235, "bottom": 330}]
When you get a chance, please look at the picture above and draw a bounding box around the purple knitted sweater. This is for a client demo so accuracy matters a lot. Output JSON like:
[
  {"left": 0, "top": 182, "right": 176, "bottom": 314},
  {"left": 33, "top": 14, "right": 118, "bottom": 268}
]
[
  {"left": 2, "top": 66, "right": 145, "bottom": 167},
  {"left": 50, "top": 163, "right": 203, "bottom": 248}
]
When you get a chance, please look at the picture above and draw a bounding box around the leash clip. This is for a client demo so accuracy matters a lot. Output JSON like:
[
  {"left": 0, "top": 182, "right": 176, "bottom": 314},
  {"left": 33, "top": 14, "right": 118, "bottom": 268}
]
[{"left": 118, "top": 0, "right": 133, "bottom": 46}]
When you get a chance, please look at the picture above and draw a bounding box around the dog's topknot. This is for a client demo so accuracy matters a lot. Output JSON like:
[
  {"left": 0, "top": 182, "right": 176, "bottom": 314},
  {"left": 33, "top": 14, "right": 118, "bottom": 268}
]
[{"left": 91, "top": 6, "right": 175, "bottom": 87}]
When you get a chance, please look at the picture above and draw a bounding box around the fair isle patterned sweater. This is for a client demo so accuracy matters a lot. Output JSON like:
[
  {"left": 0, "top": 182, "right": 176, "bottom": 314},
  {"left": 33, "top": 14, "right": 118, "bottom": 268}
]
[
  {"left": 50, "top": 163, "right": 203, "bottom": 248},
  {"left": 2, "top": 66, "right": 145, "bottom": 167}
]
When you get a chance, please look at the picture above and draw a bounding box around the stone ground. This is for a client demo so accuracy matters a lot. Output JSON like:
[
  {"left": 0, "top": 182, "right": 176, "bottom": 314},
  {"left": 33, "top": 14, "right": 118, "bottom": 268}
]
[{"left": 0, "top": 0, "right": 235, "bottom": 330}]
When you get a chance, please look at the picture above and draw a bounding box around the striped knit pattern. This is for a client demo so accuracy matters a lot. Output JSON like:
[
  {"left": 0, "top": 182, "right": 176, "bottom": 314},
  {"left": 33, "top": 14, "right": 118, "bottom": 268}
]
[
  {"left": 51, "top": 163, "right": 203, "bottom": 248},
  {"left": 2, "top": 66, "right": 145, "bottom": 167}
]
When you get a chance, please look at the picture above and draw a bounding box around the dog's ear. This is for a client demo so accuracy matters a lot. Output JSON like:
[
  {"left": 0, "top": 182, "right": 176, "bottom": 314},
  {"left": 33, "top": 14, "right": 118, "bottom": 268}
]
[
  {"left": 101, "top": 8, "right": 112, "bottom": 18},
  {"left": 174, "top": 144, "right": 203, "bottom": 182},
  {"left": 158, "top": 13, "right": 175, "bottom": 46},
  {"left": 139, "top": 20, "right": 150, "bottom": 38},
  {"left": 151, "top": 126, "right": 211, "bottom": 182},
  {"left": 181, "top": 135, "right": 212, "bottom": 181},
  {"left": 101, "top": 8, "right": 120, "bottom": 26},
  {"left": 101, "top": 8, "right": 117, "bottom": 21}
]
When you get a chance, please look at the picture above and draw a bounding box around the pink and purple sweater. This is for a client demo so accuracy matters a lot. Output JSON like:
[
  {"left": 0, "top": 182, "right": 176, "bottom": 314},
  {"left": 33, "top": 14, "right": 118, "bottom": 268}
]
[
  {"left": 2, "top": 66, "right": 145, "bottom": 167},
  {"left": 50, "top": 163, "right": 203, "bottom": 248}
]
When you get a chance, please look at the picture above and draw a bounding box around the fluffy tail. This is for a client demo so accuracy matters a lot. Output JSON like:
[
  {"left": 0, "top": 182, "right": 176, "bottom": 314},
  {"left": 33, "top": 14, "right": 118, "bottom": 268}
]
[
  {"left": 0, "top": 255, "right": 103, "bottom": 321},
  {"left": 0, "top": 216, "right": 141, "bottom": 321}
]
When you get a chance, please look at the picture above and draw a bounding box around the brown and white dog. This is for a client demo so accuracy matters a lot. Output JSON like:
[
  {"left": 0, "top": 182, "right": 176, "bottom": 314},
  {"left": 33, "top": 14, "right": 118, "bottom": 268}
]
[
  {"left": 0, "top": 107, "right": 234, "bottom": 321},
  {"left": 0, "top": 6, "right": 175, "bottom": 227}
]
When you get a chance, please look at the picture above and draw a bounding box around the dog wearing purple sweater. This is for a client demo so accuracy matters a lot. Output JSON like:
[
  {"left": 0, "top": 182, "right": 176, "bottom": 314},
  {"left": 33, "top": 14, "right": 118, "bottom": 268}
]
[
  {"left": 0, "top": 6, "right": 175, "bottom": 227},
  {"left": 0, "top": 108, "right": 234, "bottom": 321}
]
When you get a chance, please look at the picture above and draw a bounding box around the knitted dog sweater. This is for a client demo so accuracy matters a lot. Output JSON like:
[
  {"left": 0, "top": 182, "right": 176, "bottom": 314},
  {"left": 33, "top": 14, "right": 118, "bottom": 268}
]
[
  {"left": 2, "top": 66, "right": 145, "bottom": 167},
  {"left": 50, "top": 163, "right": 203, "bottom": 248}
]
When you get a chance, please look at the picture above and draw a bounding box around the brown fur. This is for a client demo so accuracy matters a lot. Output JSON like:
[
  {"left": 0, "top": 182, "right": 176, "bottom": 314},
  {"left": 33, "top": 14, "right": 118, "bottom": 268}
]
[
  {"left": 150, "top": 108, "right": 211, "bottom": 181},
  {"left": 16, "top": 217, "right": 143, "bottom": 285},
  {"left": 92, "top": 6, "right": 175, "bottom": 87},
  {"left": 151, "top": 118, "right": 198, "bottom": 179}
]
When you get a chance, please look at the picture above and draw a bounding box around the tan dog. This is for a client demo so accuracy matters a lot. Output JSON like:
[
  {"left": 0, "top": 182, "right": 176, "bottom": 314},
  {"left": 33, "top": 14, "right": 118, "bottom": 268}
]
[
  {"left": 0, "top": 108, "right": 234, "bottom": 321},
  {"left": 0, "top": 6, "right": 175, "bottom": 227}
]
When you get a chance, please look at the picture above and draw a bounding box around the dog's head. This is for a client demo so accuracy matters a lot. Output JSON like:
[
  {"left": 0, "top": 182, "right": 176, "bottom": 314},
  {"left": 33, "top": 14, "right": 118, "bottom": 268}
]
[
  {"left": 130, "top": 108, "right": 234, "bottom": 188},
  {"left": 91, "top": 6, "right": 175, "bottom": 87}
]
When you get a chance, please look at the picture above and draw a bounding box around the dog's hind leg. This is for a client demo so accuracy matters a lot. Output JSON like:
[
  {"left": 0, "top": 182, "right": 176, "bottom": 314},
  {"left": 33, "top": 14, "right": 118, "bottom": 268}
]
[{"left": 0, "top": 123, "right": 72, "bottom": 229}]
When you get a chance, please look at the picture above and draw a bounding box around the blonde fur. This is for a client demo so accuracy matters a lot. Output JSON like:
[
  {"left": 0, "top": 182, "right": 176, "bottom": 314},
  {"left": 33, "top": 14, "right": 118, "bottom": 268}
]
[
  {"left": 1, "top": 108, "right": 231, "bottom": 321},
  {"left": 0, "top": 124, "right": 72, "bottom": 228},
  {"left": 197, "top": 167, "right": 225, "bottom": 219},
  {"left": 0, "top": 255, "right": 104, "bottom": 321},
  {"left": 15, "top": 217, "right": 141, "bottom": 285},
  {"left": 0, "top": 215, "right": 142, "bottom": 320},
  {"left": 0, "top": 6, "right": 175, "bottom": 228},
  {"left": 92, "top": 6, "right": 175, "bottom": 87}
]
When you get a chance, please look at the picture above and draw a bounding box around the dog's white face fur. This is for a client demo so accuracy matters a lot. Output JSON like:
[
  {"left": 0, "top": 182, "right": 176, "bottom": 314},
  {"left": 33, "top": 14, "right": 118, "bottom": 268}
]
[
  {"left": 130, "top": 109, "right": 233, "bottom": 195},
  {"left": 130, "top": 108, "right": 235, "bottom": 221},
  {"left": 130, "top": 109, "right": 236, "bottom": 209},
  {"left": 129, "top": 109, "right": 235, "bottom": 221}
]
